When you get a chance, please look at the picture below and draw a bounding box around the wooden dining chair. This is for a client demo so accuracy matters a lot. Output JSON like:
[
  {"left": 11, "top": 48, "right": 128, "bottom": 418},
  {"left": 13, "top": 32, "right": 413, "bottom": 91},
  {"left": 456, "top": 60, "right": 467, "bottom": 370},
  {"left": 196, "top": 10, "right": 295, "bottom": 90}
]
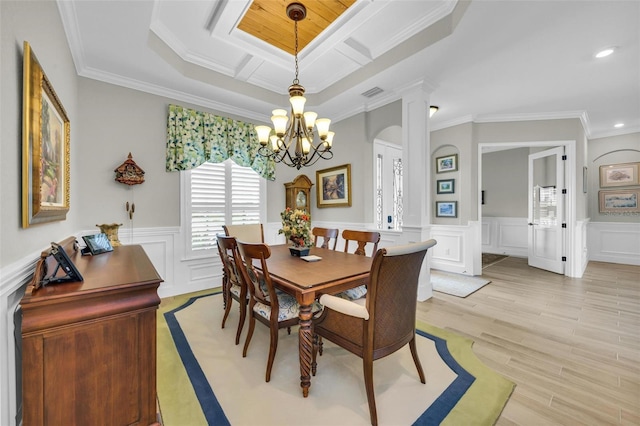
[
  {"left": 216, "top": 235, "right": 248, "bottom": 345},
  {"left": 312, "top": 239, "right": 437, "bottom": 426},
  {"left": 312, "top": 227, "right": 339, "bottom": 250},
  {"left": 338, "top": 230, "right": 381, "bottom": 300},
  {"left": 237, "top": 241, "right": 321, "bottom": 382},
  {"left": 223, "top": 223, "right": 264, "bottom": 243},
  {"left": 342, "top": 229, "right": 381, "bottom": 257}
]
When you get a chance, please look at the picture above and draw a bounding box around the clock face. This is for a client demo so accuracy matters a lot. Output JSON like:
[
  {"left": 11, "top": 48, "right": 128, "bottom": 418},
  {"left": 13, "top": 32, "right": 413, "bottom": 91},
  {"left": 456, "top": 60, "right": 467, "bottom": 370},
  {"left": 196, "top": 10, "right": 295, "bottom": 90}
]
[{"left": 296, "top": 190, "right": 307, "bottom": 208}]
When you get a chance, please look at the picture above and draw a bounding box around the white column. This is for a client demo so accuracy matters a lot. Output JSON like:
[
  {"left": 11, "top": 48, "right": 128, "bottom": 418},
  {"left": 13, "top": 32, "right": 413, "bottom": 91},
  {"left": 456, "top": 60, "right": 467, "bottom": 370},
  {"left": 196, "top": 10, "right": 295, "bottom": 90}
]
[{"left": 400, "top": 81, "right": 434, "bottom": 301}]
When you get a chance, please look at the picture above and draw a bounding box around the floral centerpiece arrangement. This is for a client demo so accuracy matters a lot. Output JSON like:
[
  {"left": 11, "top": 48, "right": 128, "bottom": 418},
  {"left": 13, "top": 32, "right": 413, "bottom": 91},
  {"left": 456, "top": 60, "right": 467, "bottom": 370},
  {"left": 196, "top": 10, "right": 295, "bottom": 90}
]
[{"left": 279, "top": 207, "right": 312, "bottom": 249}]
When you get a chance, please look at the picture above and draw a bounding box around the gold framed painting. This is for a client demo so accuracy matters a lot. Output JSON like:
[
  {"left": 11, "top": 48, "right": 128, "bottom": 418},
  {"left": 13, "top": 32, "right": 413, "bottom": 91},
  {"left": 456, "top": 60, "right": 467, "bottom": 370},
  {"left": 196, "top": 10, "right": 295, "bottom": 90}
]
[
  {"left": 22, "top": 41, "right": 70, "bottom": 227},
  {"left": 316, "top": 164, "right": 352, "bottom": 208}
]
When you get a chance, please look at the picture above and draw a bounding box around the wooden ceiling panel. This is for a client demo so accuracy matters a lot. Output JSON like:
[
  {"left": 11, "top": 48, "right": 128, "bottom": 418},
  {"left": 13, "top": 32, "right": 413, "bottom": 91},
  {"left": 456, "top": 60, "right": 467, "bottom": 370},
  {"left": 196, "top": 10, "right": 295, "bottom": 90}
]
[{"left": 238, "top": 0, "right": 356, "bottom": 55}]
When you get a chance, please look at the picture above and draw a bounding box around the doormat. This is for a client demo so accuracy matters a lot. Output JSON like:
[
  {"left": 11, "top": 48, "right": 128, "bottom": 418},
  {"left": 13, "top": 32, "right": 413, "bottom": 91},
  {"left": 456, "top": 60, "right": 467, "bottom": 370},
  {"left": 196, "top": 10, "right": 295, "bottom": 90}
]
[{"left": 431, "top": 270, "right": 491, "bottom": 298}]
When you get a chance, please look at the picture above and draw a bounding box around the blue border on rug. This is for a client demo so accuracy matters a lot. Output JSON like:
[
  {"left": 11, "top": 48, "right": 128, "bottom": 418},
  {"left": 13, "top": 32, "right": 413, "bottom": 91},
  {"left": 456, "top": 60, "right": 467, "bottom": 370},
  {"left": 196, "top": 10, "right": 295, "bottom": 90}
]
[
  {"left": 164, "top": 294, "right": 230, "bottom": 426},
  {"left": 164, "top": 293, "right": 476, "bottom": 425}
]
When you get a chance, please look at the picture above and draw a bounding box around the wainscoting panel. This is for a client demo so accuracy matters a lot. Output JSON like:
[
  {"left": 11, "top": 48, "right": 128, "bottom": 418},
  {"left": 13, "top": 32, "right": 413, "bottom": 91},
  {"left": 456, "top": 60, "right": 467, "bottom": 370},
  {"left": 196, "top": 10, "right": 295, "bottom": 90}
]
[
  {"left": 482, "top": 217, "right": 528, "bottom": 257},
  {"left": 588, "top": 222, "right": 640, "bottom": 265},
  {"left": 430, "top": 222, "right": 481, "bottom": 275}
]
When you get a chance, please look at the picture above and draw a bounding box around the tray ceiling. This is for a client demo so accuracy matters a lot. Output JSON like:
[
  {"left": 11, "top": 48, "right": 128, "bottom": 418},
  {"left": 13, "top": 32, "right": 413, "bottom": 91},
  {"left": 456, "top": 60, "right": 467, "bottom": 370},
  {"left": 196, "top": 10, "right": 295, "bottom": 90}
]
[{"left": 58, "top": 0, "right": 639, "bottom": 138}]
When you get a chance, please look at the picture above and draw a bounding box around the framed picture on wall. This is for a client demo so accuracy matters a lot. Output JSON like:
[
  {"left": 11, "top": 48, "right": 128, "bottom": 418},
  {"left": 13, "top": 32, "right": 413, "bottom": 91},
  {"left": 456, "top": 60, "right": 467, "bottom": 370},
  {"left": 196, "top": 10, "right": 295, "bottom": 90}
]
[
  {"left": 436, "top": 154, "right": 458, "bottom": 173},
  {"left": 599, "top": 162, "right": 640, "bottom": 187},
  {"left": 22, "top": 41, "right": 70, "bottom": 228},
  {"left": 316, "top": 164, "right": 352, "bottom": 208},
  {"left": 437, "top": 179, "right": 455, "bottom": 194},
  {"left": 435, "top": 201, "right": 457, "bottom": 218},
  {"left": 598, "top": 189, "right": 640, "bottom": 213}
]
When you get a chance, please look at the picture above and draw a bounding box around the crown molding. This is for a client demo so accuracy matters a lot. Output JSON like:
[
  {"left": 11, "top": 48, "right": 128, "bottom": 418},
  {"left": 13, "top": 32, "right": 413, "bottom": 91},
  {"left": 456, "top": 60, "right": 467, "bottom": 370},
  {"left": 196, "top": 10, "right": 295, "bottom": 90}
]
[
  {"left": 78, "top": 67, "right": 266, "bottom": 122},
  {"left": 589, "top": 126, "right": 640, "bottom": 140},
  {"left": 57, "top": 0, "right": 85, "bottom": 75}
]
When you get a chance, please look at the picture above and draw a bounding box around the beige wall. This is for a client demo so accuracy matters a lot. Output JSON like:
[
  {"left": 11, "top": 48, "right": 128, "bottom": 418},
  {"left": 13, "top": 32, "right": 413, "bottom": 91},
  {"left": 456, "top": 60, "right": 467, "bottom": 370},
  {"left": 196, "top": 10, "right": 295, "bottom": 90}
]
[
  {"left": 431, "top": 118, "right": 590, "bottom": 224},
  {"left": 482, "top": 148, "right": 529, "bottom": 217},
  {"left": 1, "top": 0, "right": 79, "bottom": 267},
  {"left": 277, "top": 100, "right": 403, "bottom": 225},
  {"left": 588, "top": 132, "right": 640, "bottom": 223}
]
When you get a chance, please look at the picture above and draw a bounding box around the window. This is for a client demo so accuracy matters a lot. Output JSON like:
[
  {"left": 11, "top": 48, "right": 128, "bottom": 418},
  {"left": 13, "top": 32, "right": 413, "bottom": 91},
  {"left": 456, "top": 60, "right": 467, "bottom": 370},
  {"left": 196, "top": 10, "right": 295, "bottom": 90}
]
[
  {"left": 373, "top": 140, "right": 403, "bottom": 230},
  {"left": 184, "top": 159, "right": 265, "bottom": 255}
]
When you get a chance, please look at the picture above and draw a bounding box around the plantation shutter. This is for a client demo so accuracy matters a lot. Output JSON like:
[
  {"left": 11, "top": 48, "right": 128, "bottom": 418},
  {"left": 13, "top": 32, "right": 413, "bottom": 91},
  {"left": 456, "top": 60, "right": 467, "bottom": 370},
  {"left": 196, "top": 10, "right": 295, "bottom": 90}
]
[{"left": 190, "top": 159, "right": 262, "bottom": 251}]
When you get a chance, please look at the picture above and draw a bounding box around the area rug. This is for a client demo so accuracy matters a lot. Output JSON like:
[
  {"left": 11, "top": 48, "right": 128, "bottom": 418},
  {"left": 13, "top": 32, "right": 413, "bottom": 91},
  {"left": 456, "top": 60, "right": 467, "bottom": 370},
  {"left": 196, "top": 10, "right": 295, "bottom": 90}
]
[
  {"left": 157, "top": 292, "right": 514, "bottom": 425},
  {"left": 431, "top": 270, "right": 491, "bottom": 298}
]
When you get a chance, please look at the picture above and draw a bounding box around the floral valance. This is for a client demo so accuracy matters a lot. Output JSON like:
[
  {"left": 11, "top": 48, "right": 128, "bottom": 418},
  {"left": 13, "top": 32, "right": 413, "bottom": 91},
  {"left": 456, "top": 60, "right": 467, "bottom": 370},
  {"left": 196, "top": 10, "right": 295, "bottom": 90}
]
[{"left": 166, "top": 104, "right": 275, "bottom": 180}]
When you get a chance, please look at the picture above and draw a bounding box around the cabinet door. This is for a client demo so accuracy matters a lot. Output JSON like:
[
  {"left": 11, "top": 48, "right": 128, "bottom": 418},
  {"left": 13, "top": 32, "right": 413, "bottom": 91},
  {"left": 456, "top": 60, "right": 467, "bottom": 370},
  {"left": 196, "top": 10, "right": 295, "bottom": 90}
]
[{"left": 25, "top": 312, "right": 156, "bottom": 425}]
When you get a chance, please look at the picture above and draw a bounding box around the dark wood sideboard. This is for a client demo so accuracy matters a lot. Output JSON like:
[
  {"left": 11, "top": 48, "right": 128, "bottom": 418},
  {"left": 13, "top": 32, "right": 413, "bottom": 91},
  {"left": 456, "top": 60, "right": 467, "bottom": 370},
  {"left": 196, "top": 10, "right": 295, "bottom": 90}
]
[{"left": 20, "top": 237, "right": 163, "bottom": 425}]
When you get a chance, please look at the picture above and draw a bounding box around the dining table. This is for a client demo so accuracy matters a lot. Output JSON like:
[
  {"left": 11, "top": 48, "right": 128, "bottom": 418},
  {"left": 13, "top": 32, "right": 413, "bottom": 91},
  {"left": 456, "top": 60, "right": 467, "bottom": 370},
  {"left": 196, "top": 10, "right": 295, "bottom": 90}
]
[{"left": 256, "top": 244, "right": 373, "bottom": 397}]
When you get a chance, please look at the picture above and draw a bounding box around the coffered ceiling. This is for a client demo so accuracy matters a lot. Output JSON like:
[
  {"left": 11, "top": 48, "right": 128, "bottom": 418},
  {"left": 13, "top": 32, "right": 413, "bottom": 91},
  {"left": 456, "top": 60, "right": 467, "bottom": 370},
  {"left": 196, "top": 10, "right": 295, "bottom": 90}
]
[{"left": 58, "top": 0, "right": 639, "bottom": 139}]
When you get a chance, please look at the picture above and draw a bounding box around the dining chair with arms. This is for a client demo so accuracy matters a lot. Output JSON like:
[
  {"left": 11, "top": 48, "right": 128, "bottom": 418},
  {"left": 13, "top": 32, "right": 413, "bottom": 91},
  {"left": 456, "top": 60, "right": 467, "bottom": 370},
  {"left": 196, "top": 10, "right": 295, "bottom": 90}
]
[
  {"left": 339, "top": 230, "right": 381, "bottom": 300},
  {"left": 237, "top": 241, "right": 322, "bottom": 382},
  {"left": 312, "top": 239, "right": 437, "bottom": 426},
  {"left": 223, "top": 223, "right": 264, "bottom": 243},
  {"left": 216, "top": 235, "right": 248, "bottom": 345},
  {"left": 312, "top": 227, "right": 339, "bottom": 250}
]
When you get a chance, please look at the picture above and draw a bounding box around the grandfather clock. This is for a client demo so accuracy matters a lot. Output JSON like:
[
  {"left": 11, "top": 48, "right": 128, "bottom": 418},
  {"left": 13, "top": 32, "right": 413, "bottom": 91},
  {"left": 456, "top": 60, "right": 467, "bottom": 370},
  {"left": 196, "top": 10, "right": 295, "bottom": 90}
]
[{"left": 285, "top": 174, "right": 313, "bottom": 213}]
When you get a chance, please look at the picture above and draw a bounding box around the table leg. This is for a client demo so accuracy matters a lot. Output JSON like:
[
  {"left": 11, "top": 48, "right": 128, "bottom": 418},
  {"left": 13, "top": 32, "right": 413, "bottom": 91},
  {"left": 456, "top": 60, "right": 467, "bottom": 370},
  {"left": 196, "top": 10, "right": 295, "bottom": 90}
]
[{"left": 298, "top": 303, "right": 313, "bottom": 397}]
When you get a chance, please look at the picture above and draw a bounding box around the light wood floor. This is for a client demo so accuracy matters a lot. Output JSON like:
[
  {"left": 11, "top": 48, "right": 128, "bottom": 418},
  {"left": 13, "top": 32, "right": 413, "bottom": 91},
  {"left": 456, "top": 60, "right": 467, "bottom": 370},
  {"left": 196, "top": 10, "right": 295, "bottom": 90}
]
[{"left": 417, "top": 257, "right": 640, "bottom": 425}]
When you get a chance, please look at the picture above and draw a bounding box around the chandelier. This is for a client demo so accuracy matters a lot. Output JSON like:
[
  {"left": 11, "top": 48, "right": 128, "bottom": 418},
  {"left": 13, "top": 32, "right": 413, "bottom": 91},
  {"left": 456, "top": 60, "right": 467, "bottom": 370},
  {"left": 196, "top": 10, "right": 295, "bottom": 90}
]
[{"left": 255, "top": 2, "right": 334, "bottom": 170}]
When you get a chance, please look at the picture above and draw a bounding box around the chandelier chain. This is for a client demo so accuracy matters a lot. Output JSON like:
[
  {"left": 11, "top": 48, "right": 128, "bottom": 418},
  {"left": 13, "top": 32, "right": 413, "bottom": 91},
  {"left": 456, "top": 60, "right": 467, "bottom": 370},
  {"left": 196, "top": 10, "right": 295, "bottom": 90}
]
[{"left": 293, "top": 20, "right": 299, "bottom": 85}]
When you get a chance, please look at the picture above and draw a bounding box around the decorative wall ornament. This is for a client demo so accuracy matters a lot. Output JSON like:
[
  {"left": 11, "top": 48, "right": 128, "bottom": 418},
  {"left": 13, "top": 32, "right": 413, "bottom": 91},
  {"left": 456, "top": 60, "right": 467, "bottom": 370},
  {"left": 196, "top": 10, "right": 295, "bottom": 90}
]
[{"left": 115, "top": 152, "right": 145, "bottom": 185}]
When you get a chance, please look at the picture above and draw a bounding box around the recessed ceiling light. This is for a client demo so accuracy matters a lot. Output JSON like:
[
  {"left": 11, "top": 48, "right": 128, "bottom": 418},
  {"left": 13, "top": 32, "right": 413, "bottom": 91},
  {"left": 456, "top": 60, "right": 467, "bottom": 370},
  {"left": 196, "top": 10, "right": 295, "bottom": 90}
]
[
  {"left": 595, "top": 48, "right": 615, "bottom": 58},
  {"left": 614, "top": 123, "right": 624, "bottom": 128}
]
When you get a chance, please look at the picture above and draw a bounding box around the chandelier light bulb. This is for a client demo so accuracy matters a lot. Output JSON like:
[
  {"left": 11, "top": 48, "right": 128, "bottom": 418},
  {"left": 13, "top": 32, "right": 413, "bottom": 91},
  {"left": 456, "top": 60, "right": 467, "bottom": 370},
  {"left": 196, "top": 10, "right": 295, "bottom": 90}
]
[
  {"left": 303, "top": 111, "right": 317, "bottom": 129},
  {"left": 315, "top": 118, "right": 331, "bottom": 138},
  {"left": 255, "top": 125, "right": 272, "bottom": 145},
  {"left": 290, "top": 96, "right": 306, "bottom": 116},
  {"left": 302, "top": 137, "right": 311, "bottom": 154},
  {"left": 325, "top": 131, "right": 335, "bottom": 148},
  {"left": 271, "top": 114, "right": 289, "bottom": 136},
  {"left": 270, "top": 135, "right": 280, "bottom": 152}
]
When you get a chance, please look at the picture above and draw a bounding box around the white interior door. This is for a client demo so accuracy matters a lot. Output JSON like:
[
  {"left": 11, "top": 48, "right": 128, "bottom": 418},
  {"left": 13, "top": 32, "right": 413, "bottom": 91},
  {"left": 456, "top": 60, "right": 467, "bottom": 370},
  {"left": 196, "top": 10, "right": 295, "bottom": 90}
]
[{"left": 528, "top": 147, "right": 565, "bottom": 274}]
